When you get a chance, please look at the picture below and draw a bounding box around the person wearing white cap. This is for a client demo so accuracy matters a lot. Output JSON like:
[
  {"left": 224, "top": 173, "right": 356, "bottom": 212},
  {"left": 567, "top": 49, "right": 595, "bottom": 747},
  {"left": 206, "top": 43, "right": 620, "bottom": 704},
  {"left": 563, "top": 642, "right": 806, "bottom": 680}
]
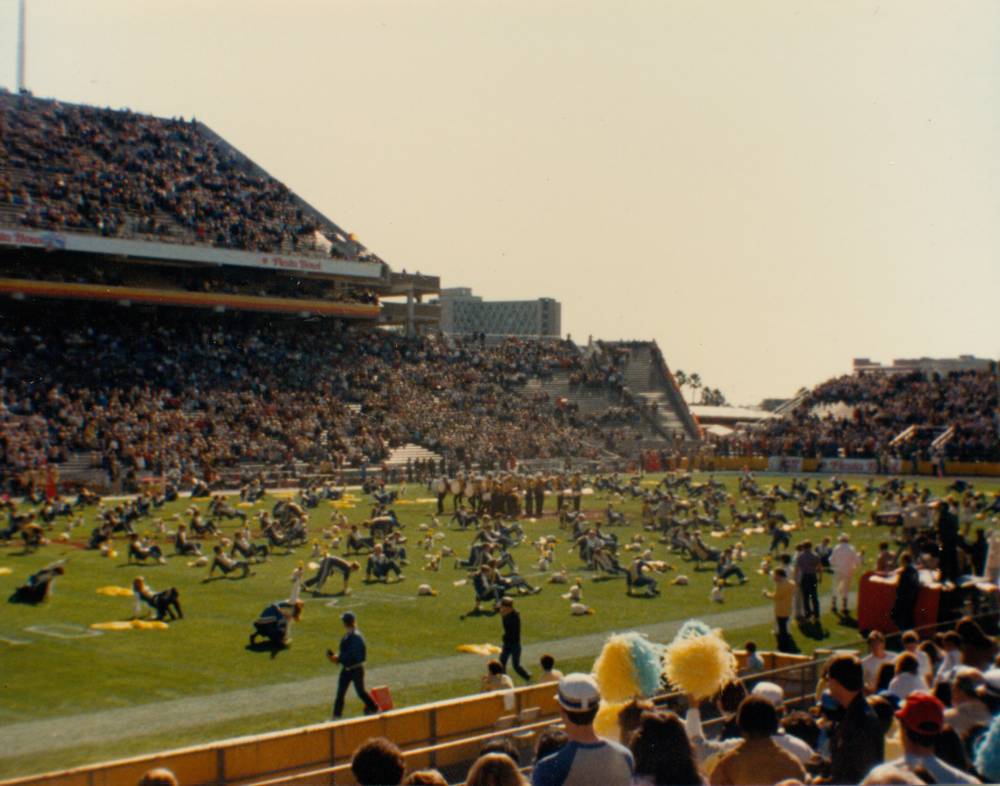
[
  {"left": 828, "top": 533, "right": 862, "bottom": 617},
  {"left": 748, "top": 682, "right": 813, "bottom": 764},
  {"left": 532, "top": 673, "right": 634, "bottom": 786}
]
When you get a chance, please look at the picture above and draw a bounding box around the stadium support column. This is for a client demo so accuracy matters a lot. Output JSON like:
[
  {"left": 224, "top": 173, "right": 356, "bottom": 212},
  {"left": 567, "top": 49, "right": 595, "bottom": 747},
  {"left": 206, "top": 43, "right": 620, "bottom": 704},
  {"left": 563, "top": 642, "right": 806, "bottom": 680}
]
[
  {"left": 17, "top": 0, "right": 27, "bottom": 93},
  {"left": 406, "top": 284, "right": 415, "bottom": 338}
]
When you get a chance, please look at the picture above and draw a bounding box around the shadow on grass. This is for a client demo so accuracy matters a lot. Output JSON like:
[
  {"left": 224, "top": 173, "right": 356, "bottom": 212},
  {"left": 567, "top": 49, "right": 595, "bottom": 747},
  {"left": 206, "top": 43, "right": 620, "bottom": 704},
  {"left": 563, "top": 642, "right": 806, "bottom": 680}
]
[
  {"left": 796, "top": 618, "right": 830, "bottom": 641},
  {"left": 245, "top": 640, "right": 288, "bottom": 660}
]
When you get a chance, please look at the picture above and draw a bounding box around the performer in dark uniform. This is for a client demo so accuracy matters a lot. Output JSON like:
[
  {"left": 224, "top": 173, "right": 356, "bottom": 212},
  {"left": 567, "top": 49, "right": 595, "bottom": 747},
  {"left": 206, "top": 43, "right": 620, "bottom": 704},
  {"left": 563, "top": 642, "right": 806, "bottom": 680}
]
[
  {"left": 329, "top": 612, "right": 380, "bottom": 718},
  {"left": 499, "top": 597, "right": 531, "bottom": 682}
]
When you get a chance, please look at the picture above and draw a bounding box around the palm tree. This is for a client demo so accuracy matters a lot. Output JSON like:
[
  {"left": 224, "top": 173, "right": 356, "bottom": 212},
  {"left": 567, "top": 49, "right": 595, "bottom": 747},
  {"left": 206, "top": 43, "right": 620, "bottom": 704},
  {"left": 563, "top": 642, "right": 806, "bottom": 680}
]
[
  {"left": 689, "top": 373, "right": 702, "bottom": 404},
  {"left": 674, "top": 369, "right": 687, "bottom": 399}
]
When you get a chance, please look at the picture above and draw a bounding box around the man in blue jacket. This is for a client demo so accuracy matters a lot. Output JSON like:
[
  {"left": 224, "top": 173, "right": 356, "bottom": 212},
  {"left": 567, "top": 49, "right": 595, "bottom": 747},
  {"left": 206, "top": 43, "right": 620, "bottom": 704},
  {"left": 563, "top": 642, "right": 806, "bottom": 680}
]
[{"left": 328, "top": 611, "right": 380, "bottom": 718}]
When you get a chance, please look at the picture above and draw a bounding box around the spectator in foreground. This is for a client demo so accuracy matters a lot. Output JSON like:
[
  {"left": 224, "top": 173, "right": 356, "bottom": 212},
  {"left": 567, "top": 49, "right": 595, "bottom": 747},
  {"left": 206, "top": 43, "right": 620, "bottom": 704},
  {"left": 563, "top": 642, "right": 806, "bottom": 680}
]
[
  {"left": 479, "top": 736, "right": 520, "bottom": 767},
  {"left": 826, "top": 654, "right": 885, "bottom": 784},
  {"left": 862, "top": 631, "right": 897, "bottom": 693},
  {"left": 945, "top": 668, "right": 990, "bottom": 737},
  {"left": 482, "top": 660, "right": 516, "bottom": 711},
  {"left": 749, "top": 682, "right": 814, "bottom": 764},
  {"left": 886, "top": 693, "right": 980, "bottom": 784},
  {"left": 708, "top": 696, "right": 805, "bottom": 785},
  {"left": 629, "top": 710, "right": 706, "bottom": 786},
  {"left": 351, "top": 737, "right": 406, "bottom": 786},
  {"left": 887, "top": 653, "right": 926, "bottom": 701},
  {"left": 538, "top": 653, "right": 563, "bottom": 684},
  {"left": 137, "top": 769, "right": 178, "bottom": 786},
  {"left": 743, "top": 641, "right": 764, "bottom": 679},
  {"left": 465, "top": 753, "right": 527, "bottom": 786},
  {"left": 532, "top": 673, "right": 633, "bottom": 786},
  {"left": 859, "top": 763, "right": 926, "bottom": 785},
  {"left": 533, "top": 728, "right": 569, "bottom": 764}
]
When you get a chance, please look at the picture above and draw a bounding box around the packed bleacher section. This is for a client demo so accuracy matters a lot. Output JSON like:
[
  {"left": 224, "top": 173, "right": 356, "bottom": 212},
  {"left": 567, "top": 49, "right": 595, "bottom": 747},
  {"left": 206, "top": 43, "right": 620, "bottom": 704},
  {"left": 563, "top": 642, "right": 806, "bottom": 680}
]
[
  {"left": 0, "top": 304, "right": 659, "bottom": 493},
  {"left": 0, "top": 91, "right": 378, "bottom": 261},
  {"left": 717, "top": 370, "right": 1000, "bottom": 462}
]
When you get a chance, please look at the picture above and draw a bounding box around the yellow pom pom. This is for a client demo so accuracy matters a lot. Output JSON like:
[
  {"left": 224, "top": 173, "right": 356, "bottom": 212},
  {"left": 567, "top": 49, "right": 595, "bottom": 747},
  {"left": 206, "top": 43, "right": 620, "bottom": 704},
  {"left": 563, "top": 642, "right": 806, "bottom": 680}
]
[
  {"left": 663, "top": 631, "right": 736, "bottom": 700},
  {"left": 593, "top": 700, "right": 629, "bottom": 742},
  {"left": 593, "top": 635, "right": 640, "bottom": 703}
]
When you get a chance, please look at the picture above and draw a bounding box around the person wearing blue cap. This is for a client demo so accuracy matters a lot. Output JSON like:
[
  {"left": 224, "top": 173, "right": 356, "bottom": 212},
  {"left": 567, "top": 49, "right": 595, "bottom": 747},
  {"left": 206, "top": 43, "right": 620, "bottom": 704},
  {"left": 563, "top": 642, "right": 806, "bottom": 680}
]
[{"left": 328, "top": 611, "right": 379, "bottom": 718}]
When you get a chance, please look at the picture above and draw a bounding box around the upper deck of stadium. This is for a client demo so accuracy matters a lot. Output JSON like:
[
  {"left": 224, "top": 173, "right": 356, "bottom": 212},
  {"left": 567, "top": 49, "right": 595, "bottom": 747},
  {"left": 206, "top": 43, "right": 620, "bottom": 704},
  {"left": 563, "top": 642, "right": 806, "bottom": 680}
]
[{"left": 0, "top": 89, "right": 439, "bottom": 324}]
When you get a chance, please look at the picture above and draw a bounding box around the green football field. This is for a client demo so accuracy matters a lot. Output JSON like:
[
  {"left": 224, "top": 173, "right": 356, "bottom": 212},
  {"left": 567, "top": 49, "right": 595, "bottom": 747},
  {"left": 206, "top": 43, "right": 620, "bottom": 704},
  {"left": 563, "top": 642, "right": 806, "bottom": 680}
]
[{"left": 0, "top": 472, "right": 992, "bottom": 778}]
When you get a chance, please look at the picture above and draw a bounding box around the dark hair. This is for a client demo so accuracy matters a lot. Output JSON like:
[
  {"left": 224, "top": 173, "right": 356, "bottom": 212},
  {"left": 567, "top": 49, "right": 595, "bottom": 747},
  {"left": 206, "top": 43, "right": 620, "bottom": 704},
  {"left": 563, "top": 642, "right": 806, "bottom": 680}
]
[
  {"left": 827, "top": 654, "right": 864, "bottom": 693},
  {"left": 480, "top": 736, "right": 519, "bottom": 766},
  {"left": 781, "top": 711, "right": 819, "bottom": 749},
  {"left": 866, "top": 696, "right": 896, "bottom": 736},
  {"left": 745, "top": 641, "right": 757, "bottom": 653},
  {"left": 351, "top": 737, "right": 406, "bottom": 786},
  {"left": 737, "top": 696, "right": 778, "bottom": 739},
  {"left": 901, "top": 630, "right": 919, "bottom": 645},
  {"left": 919, "top": 639, "right": 942, "bottom": 670},
  {"left": 774, "top": 567, "right": 787, "bottom": 578},
  {"left": 715, "top": 680, "right": 749, "bottom": 715},
  {"left": 540, "top": 654, "right": 555, "bottom": 671},
  {"left": 534, "top": 728, "right": 568, "bottom": 763},
  {"left": 563, "top": 706, "right": 599, "bottom": 727},
  {"left": 487, "top": 660, "right": 505, "bottom": 676},
  {"left": 957, "top": 616, "right": 995, "bottom": 653},
  {"left": 902, "top": 725, "right": 937, "bottom": 751},
  {"left": 629, "top": 711, "right": 703, "bottom": 786},
  {"left": 617, "top": 698, "right": 654, "bottom": 743},
  {"left": 895, "top": 652, "right": 919, "bottom": 676},
  {"left": 875, "top": 662, "right": 895, "bottom": 693},
  {"left": 137, "top": 769, "right": 178, "bottom": 786}
]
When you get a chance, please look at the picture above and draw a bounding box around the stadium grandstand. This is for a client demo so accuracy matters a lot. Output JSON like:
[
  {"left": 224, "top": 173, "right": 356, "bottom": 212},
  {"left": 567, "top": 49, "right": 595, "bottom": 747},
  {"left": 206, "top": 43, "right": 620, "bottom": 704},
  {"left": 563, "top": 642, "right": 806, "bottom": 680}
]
[{"left": 0, "top": 90, "right": 701, "bottom": 498}]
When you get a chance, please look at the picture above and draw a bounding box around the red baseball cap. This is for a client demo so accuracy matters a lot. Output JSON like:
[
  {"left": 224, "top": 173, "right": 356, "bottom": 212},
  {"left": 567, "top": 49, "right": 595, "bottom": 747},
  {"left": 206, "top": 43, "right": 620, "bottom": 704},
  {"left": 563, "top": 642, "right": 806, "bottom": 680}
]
[{"left": 895, "top": 692, "right": 944, "bottom": 735}]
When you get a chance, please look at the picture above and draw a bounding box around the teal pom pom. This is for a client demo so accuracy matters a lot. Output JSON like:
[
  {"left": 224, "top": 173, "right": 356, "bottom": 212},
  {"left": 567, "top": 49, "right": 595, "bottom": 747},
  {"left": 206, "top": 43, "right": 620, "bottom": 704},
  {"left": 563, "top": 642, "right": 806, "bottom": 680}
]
[
  {"left": 673, "top": 619, "right": 712, "bottom": 642},
  {"left": 628, "top": 634, "right": 665, "bottom": 697}
]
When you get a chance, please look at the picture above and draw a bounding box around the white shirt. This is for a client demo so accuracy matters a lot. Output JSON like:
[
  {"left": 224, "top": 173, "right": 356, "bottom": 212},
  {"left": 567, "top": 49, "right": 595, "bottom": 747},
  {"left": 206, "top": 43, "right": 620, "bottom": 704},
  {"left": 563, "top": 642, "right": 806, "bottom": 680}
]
[
  {"left": 538, "top": 669, "right": 564, "bottom": 684},
  {"left": 862, "top": 652, "right": 898, "bottom": 691},
  {"left": 888, "top": 754, "right": 980, "bottom": 784},
  {"left": 830, "top": 543, "right": 862, "bottom": 574},
  {"left": 887, "top": 673, "right": 927, "bottom": 701}
]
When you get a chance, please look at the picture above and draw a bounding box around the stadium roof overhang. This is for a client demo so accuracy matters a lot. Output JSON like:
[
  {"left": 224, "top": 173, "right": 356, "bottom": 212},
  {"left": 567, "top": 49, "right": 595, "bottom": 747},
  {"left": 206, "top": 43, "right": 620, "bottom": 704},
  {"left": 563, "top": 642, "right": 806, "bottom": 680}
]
[{"left": 0, "top": 226, "right": 387, "bottom": 285}]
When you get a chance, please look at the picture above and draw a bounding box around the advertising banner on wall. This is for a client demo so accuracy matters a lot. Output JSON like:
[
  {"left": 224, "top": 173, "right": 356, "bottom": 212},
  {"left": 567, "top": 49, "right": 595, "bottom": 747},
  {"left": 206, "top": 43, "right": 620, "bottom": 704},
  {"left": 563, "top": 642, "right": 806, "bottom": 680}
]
[{"left": 0, "top": 227, "right": 383, "bottom": 280}]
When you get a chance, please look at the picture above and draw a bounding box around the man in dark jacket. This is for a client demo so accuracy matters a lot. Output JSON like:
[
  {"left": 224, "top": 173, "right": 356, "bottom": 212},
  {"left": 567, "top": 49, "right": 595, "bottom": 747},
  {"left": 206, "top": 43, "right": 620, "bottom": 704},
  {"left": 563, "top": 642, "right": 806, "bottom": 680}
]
[
  {"left": 499, "top": 597, "right": 531, "bottom": 682},
  {"left": 328, "top": 611, "right": 380, "bottom": 718},
  {"left": 826, "top": 654, "right": 885, "bottom": 784}
]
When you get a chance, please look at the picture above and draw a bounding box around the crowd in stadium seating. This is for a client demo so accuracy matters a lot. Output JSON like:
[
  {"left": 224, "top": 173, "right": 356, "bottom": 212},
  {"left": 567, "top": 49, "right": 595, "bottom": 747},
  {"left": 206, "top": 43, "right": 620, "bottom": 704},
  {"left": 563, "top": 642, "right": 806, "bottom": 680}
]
[
  {"left": 0, "top": 92, "right": 358, "bottom": 257},
  {"left": 0, "top": 305, "right": 650, "bottom": 492},
  {"left": 135, "top": 618, "right": 1000, "bottom": 786},
  {"left": 717, "top": 370, "right": 1000, "bottom": 463}
]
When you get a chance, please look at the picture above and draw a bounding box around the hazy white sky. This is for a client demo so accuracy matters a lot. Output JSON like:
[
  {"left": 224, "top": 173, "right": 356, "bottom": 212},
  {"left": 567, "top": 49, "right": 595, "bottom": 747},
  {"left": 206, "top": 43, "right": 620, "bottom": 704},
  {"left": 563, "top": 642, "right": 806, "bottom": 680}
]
[{"left": 2, "top": 0, "right": 998, "bottom": 404}]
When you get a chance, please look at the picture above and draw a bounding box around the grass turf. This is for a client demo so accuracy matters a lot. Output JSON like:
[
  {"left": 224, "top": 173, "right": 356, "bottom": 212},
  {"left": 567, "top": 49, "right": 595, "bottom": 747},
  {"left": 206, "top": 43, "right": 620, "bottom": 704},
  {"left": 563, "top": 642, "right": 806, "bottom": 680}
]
[{"left": 0, "top": 472, "right": 991, "bottom": 777}]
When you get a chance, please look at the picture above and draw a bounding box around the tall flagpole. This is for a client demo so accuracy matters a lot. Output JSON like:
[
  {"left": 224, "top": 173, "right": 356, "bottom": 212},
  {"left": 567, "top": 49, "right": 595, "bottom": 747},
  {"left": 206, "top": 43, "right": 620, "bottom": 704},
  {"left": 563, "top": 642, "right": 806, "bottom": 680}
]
[{"left": 17, "top": 0, "right": 27, "bottom": 92}]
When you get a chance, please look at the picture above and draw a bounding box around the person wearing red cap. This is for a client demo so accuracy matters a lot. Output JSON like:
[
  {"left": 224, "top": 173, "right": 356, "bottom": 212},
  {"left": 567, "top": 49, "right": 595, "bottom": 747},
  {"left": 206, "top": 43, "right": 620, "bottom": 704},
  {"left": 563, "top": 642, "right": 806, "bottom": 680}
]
[{"left": 885, "top": 693, "right": 981, "bottom": 784}]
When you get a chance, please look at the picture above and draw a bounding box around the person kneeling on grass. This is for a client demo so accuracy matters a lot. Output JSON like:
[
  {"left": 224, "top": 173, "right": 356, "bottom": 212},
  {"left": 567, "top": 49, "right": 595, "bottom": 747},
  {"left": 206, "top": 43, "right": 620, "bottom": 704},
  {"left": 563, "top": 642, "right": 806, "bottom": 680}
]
[
  {"left": 250, "top": 599, "right": 304, "bottom": 648},
  {"left": 231, "top": 529, "right": 268, "bottom": 562},
  {"left": 366, "top": 543, "right": 404, "bottom": 582},
  {"left": 133, "top": 576, "right": 183, "bottom": 621},
  {"left": 209, "top": 544, "right": 251, "bottom": 579},
  {"left": 626, "top": 556, "right": 660, "bottom": 597},
  {"left": 306, "top": 554, "right": 360, "bottom": 594}
]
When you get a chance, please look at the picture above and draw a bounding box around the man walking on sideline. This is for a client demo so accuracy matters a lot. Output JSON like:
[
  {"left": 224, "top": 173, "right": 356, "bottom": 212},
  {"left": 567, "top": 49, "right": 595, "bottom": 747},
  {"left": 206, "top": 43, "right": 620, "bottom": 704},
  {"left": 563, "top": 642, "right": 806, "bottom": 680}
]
[
  {"left": 328, "top": 612, "right": 380, "bottom": 718},
  {"left": 499, "top": 596, "right": 531, "bottom": 682}
]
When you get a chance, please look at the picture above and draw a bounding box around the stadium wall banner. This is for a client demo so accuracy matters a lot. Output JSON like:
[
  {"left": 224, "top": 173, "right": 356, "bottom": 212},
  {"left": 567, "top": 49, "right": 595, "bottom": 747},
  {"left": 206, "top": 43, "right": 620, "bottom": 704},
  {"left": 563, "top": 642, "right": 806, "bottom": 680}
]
[
  {"left": 0, "top": 227, "right": 383, "bottom": 281},
  {"left": 767, "top": 456, "right": 804, "bottom": 473},
  {"left": 766, "top": 456, "right": 878, "bottom": 474}
]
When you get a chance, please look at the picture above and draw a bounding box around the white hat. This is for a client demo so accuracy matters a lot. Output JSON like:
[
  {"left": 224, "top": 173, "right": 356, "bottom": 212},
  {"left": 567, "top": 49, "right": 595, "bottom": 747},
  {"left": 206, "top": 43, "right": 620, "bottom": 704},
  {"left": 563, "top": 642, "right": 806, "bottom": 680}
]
[
  {"left": 977, "top": 668, "right": 1000, "bottom": 700},
  {"left": 556, "top": 673, "right": 601, "bottom": 712},
  {"left": 751, "top": 681, "right": 785, "bottom": 708}
]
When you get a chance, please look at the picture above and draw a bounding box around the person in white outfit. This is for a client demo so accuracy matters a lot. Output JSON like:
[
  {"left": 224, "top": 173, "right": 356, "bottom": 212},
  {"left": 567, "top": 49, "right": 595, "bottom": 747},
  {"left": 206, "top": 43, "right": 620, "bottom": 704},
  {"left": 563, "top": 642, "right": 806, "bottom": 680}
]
[{"left": 828, "top": 534, "right": 863, "bottom": 616}]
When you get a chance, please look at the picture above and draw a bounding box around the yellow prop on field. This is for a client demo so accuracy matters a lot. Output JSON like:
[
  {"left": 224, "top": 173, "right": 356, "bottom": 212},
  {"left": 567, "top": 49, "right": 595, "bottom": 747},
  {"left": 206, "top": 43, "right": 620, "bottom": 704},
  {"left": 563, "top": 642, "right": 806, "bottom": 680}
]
[
  {"left": 457, "top": 643, "right": 501, "bottom": 657},
  {"left": 415, "top": 498, "right": 438, "bottom": 504},
  {"left": 91, "top": 620, "right": 169, "bottom": 631},
  {"left": 331, "top": 501, "right": 356, "bottom": 510},
  {"left": 96, "top": 586, "right": 134, "bottom": 597},
  {"left": 0, "top": 567, "right": 12, "bottom": 576}
]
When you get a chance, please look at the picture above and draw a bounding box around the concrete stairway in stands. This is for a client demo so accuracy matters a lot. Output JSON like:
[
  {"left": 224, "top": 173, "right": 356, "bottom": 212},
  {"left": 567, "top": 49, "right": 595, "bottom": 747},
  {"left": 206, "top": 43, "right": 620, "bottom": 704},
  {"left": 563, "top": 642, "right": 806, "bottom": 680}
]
[
  {"left": 385, "top": 443, "right": 443, "bottom": 468},
  {"left": 604, "top": 342, "right": 700, "bottom": 441},
  {"left": 57, "top": 451, "right": 110, "bottom": 488}
]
